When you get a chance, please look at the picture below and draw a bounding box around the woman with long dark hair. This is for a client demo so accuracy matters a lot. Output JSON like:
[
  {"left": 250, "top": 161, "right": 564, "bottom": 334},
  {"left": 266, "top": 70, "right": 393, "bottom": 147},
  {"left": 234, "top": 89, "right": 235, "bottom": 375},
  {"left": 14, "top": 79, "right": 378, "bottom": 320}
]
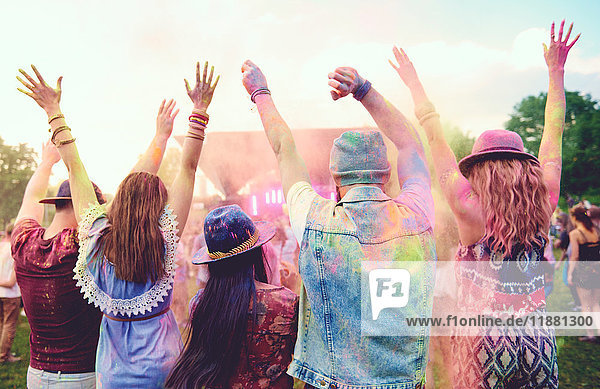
[
  {"left": 166, "top": 205, "right": 299, "bottom": 389},
  {"left": 17, "top": 61, "right": 219, "bottom": 388},
  {"left": 567, "top": 205, "right": 600, "bottom": 341},
  {"left": 384, "top": 20, "right": 578, "bottom": 388}
]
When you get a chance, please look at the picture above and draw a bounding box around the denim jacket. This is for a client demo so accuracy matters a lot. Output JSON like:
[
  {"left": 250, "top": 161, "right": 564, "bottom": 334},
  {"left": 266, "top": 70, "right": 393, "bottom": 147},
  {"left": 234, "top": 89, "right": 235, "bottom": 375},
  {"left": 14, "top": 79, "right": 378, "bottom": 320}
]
[{"left": 287, "top": 185, "right": 437, "bottom": 389}]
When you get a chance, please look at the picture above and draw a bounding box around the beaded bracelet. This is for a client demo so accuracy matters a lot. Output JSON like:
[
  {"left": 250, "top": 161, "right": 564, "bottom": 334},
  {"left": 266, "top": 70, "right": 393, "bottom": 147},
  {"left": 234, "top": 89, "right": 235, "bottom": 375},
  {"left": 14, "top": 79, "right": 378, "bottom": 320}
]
[
  {"left": 48, "top": 114, "right": 64, "bottom": 125},
  {"left": 188, "top": 114, "right": 208, "bottom": 123},
  {"left": 188, "top": 126, "right": 205, "bottom": 135},
  {"left": 190, "top": 112, "right": 209, "bottom": 119},
  {"left": 51, "top": 125, "right": 71, "bottom": 144},
  {"left": 190, "top": 113, "right": 208, "bottom": 121},
  {"left": 189, "top": 122, "right": 207, "bottom": 132},
  {"left": 353, "top": 80, "right": 372, "bottom": 101},
  {"left": 189, "top": 117, "right": 208, "bottom": 126},
  {"left": 189, "top": 109, "right": 209, "bottom": 132},
  {"left": 418, "top": 112, "right": 440, "bottom": 126},
  {"left": 186, "top": 131, "right": 205, "bottom": 141},
  {"left": 415, "top": 102, "right": 437, "bottom": 120},
  {"left": 188, "top": 126, "right": 206, "bottom": 139},
  {"left": 187, "top": 135, "right": 205, "bottom": 141},
  {"left": 55, "top": 138, "right": 76, "bottom": 147},
  {"left": 191, "top": 110, "right": 209, "bottom": 120},
  {"left": 250, "top": 87, "right": 270, "bottom": 103}
]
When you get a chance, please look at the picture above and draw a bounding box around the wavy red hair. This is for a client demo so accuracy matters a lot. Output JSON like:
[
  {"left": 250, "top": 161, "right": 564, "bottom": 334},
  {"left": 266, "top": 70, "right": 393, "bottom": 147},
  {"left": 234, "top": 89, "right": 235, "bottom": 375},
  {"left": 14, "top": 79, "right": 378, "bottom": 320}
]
[{"left": 468, "top": 158, "right": 552, "bottom": 255}]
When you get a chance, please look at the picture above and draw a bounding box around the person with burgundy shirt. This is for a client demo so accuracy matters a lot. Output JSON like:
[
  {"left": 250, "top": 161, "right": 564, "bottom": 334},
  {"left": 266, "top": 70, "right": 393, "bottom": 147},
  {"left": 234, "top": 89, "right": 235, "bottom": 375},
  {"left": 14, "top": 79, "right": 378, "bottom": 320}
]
[
  {"left": 14, "top": 63, "right": 181, "bottom": 388},
  {"left": 10, "top": 140, "right": 105, "bottom": 388}
]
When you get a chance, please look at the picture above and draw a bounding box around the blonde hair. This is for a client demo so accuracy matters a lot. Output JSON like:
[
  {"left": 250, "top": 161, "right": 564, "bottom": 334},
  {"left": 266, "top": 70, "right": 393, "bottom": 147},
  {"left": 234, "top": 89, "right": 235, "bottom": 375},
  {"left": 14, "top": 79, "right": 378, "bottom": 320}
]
[{"left": 469, "top": 158, "right": 552, "bottom": 255}]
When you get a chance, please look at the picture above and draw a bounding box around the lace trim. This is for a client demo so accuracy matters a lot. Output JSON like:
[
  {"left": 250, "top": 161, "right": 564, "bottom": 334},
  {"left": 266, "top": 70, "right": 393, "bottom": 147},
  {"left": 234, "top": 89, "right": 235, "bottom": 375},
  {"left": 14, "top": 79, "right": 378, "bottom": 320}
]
[{"left": 73, "top": 203, "right": 180, "bottom": 317}]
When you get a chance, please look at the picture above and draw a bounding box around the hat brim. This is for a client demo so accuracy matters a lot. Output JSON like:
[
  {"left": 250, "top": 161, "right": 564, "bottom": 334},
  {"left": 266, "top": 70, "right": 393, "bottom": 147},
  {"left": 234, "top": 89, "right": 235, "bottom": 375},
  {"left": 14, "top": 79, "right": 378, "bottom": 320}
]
[
  {"left": 39, "top": 196, "right": 72, "bottom": 204},
  {"left": 191, "top": 221, "right": 276, "bottom": 265},
  {"left": 458, "top": 150, "right": 539, "bottom": 177}
]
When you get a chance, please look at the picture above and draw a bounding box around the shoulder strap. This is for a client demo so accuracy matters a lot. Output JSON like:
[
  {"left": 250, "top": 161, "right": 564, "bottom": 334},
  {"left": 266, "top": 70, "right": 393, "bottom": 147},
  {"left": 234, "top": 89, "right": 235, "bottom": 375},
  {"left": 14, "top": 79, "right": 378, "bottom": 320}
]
[
  {"left": 578, "top": 228, "right": 588, "bottom": 243},
  {"left": 594, "top": 226, "right": 600, "bottom": 242}
]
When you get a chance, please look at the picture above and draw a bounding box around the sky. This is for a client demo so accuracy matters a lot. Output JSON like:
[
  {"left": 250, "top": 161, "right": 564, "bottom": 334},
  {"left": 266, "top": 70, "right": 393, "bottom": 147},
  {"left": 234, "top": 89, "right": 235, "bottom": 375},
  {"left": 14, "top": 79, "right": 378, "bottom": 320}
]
[{"left": 1, "top": 0, "right": 599, "bottom": 194}]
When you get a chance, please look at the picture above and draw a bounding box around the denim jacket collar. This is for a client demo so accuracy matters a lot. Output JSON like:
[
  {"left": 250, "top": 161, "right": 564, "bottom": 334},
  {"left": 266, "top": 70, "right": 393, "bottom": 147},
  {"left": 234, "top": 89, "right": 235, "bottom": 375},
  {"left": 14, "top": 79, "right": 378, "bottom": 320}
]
[{"left": 339, "top": 186, "right": 390, "bottom": 204}]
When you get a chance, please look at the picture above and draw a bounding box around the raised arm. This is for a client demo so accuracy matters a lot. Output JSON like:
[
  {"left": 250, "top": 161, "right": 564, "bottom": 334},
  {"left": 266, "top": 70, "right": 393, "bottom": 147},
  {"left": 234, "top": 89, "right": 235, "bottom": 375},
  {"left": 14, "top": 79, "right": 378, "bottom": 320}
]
[
  {"left": 17, "top": 66, "right": 97, "bottom": 222},
  {"left": 15, "top": 140, "right": 61, "bottom": 223},
  {"left": 241, "top": 60, "right": 310, "bottom": 197},
  {"left": 389, "top": 48, "right": 480, "bottom": 224},
  {"left": 328, "top": 66, "right": 430, "bottom": 187},
  {"left": 567, "top": 229, "right": 580, "bottom": 285},
  {"left": 169, "top": 61, "right": 219, "bottom": 238},
  {"left": 131, "top": 99, "right": 179, "bottom": 174},
  {"left": 539, "top": 20, "right": 580, "bottom": 209}
]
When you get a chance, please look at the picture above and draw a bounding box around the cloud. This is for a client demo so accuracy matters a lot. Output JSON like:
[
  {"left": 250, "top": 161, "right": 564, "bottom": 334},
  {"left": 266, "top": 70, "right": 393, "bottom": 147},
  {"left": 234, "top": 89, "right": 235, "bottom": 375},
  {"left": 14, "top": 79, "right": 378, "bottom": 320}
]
[
  {"left": 568, "top": 51, "right": 600, "bottom": 75},
  {"left": 2, "top": 1, "right": 599, "bottom": 193}
]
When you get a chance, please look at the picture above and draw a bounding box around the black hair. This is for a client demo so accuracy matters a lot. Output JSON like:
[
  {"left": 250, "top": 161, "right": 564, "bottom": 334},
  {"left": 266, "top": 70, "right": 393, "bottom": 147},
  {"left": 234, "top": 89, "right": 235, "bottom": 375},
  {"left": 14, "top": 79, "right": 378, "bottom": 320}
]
[
  {"left": 571, "top": 205, "right": 595, "bottom": 232},
  {"left": 54, "top": 199, "right": 73, "bottom": 212},
  {"left": 165, "top": 247, "right": 269, "bottom": 389}
]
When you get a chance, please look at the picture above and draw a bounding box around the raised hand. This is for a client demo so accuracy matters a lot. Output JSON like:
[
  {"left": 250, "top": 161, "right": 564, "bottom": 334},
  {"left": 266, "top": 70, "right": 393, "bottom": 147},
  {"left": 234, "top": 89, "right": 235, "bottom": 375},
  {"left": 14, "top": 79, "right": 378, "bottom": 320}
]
[
  {"left": 544, "top": 20, "right": 580, "bottom": 71},
  {"left": 389, "top": 47, "right": 420, "bottom": 88},
  {"left": 241, "top": 60, "right": 268, "bottom": 95},
  {"left": 327, "top": 67, "right": 364, "bottom": 101},
  {"left": 280, "top": 261, "right": 301, "bottom": 294},
  {"left": 538, "top": 20, "right": 579, "bottom": 210},
  {"left": 185, "top": 61, "right": 219, "bottom": 111},
  {"left": 17, "top": 65, "right": 63, "bottom": 114},
  {"left": 156, "top": 99, "right": 179, "bottom": 139},
  {"left": 41, "top": 139, "right": 61, "bottom": 166}
]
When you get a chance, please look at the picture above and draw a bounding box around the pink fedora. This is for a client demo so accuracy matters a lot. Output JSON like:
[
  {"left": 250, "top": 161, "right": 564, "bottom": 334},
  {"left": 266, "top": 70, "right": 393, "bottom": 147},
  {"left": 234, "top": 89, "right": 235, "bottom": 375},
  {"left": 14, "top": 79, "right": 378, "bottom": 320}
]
[{"left": 458, "top": 129, "right": 539, "bottom": 176}]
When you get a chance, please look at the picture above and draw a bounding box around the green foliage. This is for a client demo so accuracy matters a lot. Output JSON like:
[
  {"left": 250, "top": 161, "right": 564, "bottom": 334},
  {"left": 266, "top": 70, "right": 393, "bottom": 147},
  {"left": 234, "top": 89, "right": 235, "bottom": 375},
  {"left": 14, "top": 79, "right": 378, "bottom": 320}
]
[
  {"left": 505, "top": 91, "right": 600, "bottom": 197},
  {"left": 0, "top": 137, "right": 37, "bottom": 227},
  {"left": 443, "top": 123, "right": 475, "bottom": 161}
]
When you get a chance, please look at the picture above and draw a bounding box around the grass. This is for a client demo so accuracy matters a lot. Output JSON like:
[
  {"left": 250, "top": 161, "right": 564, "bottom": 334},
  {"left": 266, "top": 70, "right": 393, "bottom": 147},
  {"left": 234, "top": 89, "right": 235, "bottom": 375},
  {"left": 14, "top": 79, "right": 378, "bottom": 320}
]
[
  {"left": 0, "top": 313, "right": 30, "bottom": 388},
  {"left": 2, "top": 261, "right": 599, "bottom": 388},
  {"left": 548, "top": 259, "right": 600, "bottom": 388}
]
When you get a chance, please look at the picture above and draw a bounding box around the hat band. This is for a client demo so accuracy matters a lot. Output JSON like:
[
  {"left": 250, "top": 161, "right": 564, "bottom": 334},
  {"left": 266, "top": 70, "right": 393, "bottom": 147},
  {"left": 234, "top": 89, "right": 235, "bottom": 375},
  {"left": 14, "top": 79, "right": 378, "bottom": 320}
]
[
  {"left": 476, "top": 145, "right": 523, "bottom": 153},
  {"left": 207, "top": 230, "right": 260, "bottom": 260}
]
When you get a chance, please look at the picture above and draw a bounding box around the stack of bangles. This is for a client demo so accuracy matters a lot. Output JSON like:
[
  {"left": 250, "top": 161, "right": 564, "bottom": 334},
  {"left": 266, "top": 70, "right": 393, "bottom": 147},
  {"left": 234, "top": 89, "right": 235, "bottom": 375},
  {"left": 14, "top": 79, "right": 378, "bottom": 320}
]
[
  {"left": 250, "top": 87, "right": 270, "bottom": 103},
  {"left": 415, "top": 101, "right": 440, "bottom": 126},
  {"left": 187, "top": 109, "right": 208, "bottom": 141},
  {"left": 48, "top": 114, "right": 76, "bottom": 147}
]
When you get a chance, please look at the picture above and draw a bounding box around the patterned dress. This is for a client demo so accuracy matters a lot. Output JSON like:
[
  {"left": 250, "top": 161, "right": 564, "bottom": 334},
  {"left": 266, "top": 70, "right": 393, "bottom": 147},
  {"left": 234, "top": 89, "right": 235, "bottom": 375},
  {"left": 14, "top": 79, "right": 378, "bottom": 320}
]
[
  {"left": 74, "top": 204, "right": 182, "bottom": 389},
  {"left": 453, "top": 239, "right": 558, "bottom": 389}
]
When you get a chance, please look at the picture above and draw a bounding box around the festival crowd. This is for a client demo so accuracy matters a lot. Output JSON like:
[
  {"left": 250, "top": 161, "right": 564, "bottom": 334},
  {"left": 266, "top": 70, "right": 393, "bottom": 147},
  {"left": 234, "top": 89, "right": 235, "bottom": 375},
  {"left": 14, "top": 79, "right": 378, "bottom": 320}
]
[{"left": 0, "top": 20, "right": 594, "bottom": 389}]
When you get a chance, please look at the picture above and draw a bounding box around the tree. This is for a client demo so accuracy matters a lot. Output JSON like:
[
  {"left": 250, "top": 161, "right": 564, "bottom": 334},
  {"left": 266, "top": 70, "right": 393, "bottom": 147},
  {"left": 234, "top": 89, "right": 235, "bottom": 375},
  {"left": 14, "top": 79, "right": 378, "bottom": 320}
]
[
  {"left": 505, "top": 91, "right": 600, "bottom": 197},
  {"left": 444, "top": 123, "right": 475, "bottom": 161},
  {"left": 0, "top": 137, "right": 37, "bottom": 227}
]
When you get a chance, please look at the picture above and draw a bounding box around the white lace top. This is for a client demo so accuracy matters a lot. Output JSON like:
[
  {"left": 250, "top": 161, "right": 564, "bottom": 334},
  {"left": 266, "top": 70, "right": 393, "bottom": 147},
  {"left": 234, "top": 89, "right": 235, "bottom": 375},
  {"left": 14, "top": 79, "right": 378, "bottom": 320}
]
[{"left": 73, "top": 203, "right": 179, "bottom": 317}]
